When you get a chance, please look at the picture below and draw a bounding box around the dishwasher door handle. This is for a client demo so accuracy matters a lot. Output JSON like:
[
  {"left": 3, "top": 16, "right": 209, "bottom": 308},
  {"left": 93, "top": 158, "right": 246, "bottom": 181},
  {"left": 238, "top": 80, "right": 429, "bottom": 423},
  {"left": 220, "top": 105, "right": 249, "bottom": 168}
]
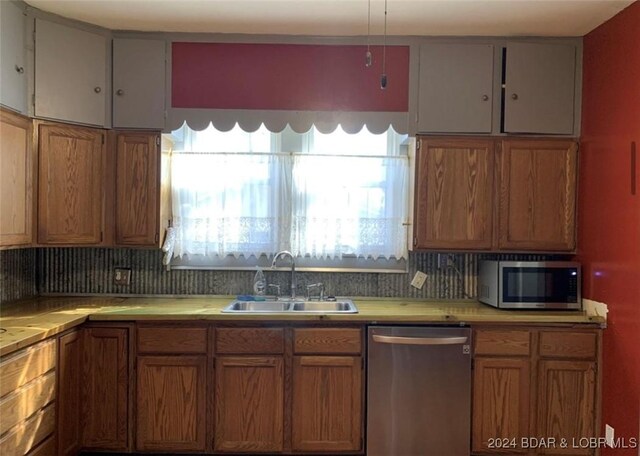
[{"left": 372, "top": 334, "right": 468, "bottom": 345}]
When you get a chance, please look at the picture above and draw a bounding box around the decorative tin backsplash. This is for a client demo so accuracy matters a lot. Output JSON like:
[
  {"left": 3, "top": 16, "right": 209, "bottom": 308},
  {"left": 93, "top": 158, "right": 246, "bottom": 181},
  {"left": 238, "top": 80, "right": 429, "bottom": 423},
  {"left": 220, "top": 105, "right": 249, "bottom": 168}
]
[
  {"left": 37, "top": 248, "right": 558, "bottom": 299},
  {"left": 0, "top": 249, "right": 38, "bottom": 305}
]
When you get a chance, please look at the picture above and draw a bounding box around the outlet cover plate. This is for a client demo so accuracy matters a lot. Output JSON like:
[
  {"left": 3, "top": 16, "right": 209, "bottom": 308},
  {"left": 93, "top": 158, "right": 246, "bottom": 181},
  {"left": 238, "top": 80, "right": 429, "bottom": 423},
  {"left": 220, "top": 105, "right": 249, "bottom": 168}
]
[
  {"left": 114, "top": 268, "right": 132, "bottom": 286},
  {"left": 605, "top": 424, "right": 614, "bottom": 447},
  {"left": 411, "top": 271, "right": 427, "bottom": 289}
]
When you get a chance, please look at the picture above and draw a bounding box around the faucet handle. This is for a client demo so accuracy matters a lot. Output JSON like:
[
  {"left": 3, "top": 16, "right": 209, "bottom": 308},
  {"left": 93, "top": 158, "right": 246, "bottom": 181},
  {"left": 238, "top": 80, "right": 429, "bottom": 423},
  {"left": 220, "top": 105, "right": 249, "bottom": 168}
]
[
  {"left": 268, "top": 284, "right": 281, "bottom": 298},
  {"left": 306, "top": 283, "right": 325, "bottom": 301}
]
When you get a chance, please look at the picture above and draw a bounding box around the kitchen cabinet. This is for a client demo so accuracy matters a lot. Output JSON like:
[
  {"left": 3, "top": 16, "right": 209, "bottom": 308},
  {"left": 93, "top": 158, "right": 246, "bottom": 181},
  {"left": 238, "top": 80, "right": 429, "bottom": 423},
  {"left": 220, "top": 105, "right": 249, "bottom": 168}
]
[
  {"left": 38, "top": 123, "right": 106, "bottom": 245},
  {"left": 35, "top": 19, "right": 108, "bottom": 127},
  {"left": 498, "top": 139, "right": 578, "bottom": 251},
  {"left": 503, "top": 42, "right": 576, "bottom": 135},
  {"left": 57, "top": 330, "right": 82, "bottom": 456},
  {"left": 0, "top": 1, "right": 27, "bottom": 114},
  {"left": 414, "top": 137, "right": 495, "bottom": 249},
  {"left": 114, "top": 132, "right": 161, "bottom": 246},
  {"left": 0, "top": 109, "right": 34, "bottom": 248},
  {"left": 82, "top": 326, "right": 130, "bottom": 451},
  {"left": 418, "top": 44, "right": 494, "bottom": 133},
  {"left": 113, "top": 39, "right": 166, "bottom": 129}
]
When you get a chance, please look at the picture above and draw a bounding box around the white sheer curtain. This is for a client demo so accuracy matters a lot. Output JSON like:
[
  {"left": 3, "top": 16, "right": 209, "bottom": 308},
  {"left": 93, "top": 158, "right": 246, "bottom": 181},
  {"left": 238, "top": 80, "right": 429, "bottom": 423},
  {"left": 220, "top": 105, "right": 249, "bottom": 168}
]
[{"left": 170, "top": 123, "right": 409, "bottom": 260}]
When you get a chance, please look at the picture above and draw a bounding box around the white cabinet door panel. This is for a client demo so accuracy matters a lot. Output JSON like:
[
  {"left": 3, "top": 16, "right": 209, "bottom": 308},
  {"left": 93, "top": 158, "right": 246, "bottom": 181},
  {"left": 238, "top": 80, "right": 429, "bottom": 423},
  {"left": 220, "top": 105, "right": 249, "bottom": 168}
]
[{"left": 0, "top": 1, "right": 27, "bottom": 114}]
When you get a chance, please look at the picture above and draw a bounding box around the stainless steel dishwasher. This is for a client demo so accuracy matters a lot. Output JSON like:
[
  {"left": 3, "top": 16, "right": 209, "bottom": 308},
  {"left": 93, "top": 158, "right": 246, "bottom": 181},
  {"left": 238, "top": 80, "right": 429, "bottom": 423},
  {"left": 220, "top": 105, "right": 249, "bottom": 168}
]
[{"left": 367, "top": 326, "right": 472, "bottom": 456}]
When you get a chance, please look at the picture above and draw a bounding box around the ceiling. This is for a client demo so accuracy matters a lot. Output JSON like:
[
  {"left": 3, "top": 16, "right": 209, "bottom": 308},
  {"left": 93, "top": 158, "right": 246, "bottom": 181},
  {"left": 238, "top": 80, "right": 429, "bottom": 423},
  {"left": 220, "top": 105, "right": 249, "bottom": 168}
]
[{"left": 25, "top": 0, "right": 635, "bottom": 37}]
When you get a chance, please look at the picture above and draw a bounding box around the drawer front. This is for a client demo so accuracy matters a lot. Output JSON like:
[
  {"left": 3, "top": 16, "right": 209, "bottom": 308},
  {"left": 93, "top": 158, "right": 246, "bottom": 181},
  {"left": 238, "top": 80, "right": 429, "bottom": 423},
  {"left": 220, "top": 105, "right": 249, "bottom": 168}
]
[
  {"left": 0, "top": 402, "right": 55, "bottom": 456},
  {"left": 216, "top": 328, "right": 284, "bottom": 354},
  {"left": 137, "top": 326, "right": 208, "bottom": 354},
  {"left": 294, "top": 328, "right": 362, "bottom": 354},
  {"left": 0, "top": 339, "right": 56, "bottom": 398},
  {"left": 539, "top": 331, "right": 597, "bottom": 359},
  {"left": 0, "top": 371, "right": 56, "bottom": 435},
  {"left": 474, "top": 329, "right": 531, "bottom": 356},
  {"left": 26, "top": 435, "right": 56, "bottom": 456}
]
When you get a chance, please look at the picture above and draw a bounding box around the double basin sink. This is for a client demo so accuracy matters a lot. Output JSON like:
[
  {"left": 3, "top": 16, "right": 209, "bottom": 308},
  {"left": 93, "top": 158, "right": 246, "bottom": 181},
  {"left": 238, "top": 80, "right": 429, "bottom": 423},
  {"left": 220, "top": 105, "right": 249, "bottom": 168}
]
[{"left": 222, "top": 298, "right": 358, "bottom": 314}]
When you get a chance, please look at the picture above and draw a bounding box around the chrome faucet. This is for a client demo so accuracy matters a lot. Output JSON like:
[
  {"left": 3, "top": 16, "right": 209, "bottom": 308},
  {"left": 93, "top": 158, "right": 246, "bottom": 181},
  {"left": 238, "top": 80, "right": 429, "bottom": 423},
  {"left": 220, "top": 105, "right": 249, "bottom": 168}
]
[{"left": 271, "top": 250, "right": 296, "bottom": 299}]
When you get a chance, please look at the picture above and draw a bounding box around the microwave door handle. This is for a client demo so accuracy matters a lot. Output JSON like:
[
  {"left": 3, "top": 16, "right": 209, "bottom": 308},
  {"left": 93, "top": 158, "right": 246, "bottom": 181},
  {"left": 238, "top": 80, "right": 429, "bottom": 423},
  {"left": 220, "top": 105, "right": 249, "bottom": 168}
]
[{"left": 372, "top": 335, "right": 468, "bottom": 346}]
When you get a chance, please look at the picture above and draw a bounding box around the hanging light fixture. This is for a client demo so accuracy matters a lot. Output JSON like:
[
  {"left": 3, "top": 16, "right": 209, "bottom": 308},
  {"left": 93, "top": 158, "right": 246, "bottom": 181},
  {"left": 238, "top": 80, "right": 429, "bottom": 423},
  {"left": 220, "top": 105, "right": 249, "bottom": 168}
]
[
  {"left": 365, "top": 0, "right": 372, "bottom": 67},
  {"left": 380, "top": 0, "right": 388, "bottom": 89}
]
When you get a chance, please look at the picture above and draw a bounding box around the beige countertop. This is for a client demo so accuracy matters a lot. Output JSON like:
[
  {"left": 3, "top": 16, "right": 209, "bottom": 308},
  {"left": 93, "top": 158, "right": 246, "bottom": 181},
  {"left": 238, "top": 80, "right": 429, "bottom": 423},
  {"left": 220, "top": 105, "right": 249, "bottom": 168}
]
[{"left": 0, "top": 295, "right": 605, "bottom": 357}]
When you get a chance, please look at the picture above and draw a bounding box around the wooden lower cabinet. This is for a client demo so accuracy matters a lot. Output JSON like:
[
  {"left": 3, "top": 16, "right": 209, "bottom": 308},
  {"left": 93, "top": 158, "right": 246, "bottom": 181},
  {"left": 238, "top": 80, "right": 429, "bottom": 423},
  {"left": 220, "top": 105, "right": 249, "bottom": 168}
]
[
  {"left": 57, "top": 331, "right": 81, "bottom": 456},
  {"left": 292, "top": 355, "right": 362, "bottom": 452},
  {"left": 136, "top": 355, "right": 207, "bottom": 451},
  {"left": 214, "top": 356, "right": 284, "bottom": 452}
]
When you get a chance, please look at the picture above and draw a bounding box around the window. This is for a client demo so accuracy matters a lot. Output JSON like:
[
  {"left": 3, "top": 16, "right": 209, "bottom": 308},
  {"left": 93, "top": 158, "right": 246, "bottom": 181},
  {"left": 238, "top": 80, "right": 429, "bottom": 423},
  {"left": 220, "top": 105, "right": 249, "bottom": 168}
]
[{"left": 167, "top": 123, "right": 409, "bottom": 270}]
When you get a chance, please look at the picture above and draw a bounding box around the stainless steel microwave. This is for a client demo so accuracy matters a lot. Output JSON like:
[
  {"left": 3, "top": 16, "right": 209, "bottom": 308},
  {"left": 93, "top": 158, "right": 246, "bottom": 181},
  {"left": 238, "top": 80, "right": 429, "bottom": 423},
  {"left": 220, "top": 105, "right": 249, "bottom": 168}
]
[{"left": 478, "top": 261, "right": 581, "bottom": 310}]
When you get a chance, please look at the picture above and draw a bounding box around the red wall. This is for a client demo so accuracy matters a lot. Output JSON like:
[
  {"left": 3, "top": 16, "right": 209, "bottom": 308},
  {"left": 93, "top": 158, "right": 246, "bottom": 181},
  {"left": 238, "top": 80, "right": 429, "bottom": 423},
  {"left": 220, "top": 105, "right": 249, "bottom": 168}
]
[{"left": 578, "top": 2, "right": 640, "bottom": 453}]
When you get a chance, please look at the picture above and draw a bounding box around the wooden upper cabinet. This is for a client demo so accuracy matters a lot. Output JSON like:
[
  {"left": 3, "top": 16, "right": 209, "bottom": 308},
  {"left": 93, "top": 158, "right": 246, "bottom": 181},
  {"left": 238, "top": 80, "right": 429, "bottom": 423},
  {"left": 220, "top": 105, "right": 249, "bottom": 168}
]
[
  {"left": 498, "top": 139, "right": 578, "bottom": 251},
  {"left": 35, "top": 19, "right": 107, "bottom": 127},
  {"left": 57, "top": 330, "right": 82, "bottom": 456},
  {"left": 292, "top": 356, "right": 362, "bottom": 452},
  {"left": 136, "top": 355, "right": 206, "bottom": 452},
  {"left": 214, "top": 356, "right": 284, "bottom": 452},
  {"left": 113, "top": 39, "right": 166, "bottom": 129},
  {"left": 418, "top": 44, "right": 494, "bottom": 133},
  {"left": 115, "top": 132, "right": 160, "bottom": 246},
  {"left": 0, "top": 109, "right": 33, "bottom": 248},
  {"left": 504, "top": 43, "right": 576, "bottom": 135},
  {"left": 0, "top": 1, "right": 27, "bottom": 114},
  {"left": 38, "top": 124, "right": 105, "bottom": 245},
  {"left": 414, "top": 138, "right": 494, "bottom": 249}
]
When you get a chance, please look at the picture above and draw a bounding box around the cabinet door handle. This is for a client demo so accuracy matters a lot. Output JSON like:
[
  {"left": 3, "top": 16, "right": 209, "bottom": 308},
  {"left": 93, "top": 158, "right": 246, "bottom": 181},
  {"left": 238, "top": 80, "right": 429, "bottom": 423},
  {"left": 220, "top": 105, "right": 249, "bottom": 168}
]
[
  {"left": 15, "top": 65, "right": 24, "bottom": 74},
  {"left": 372, "top": 335, "right": 468, "bottom": 346},
  {"left": 482, "top": 94, "right": 489, "bottom": 101},
  {"left": 511, "top": 93, "right": 518, "bottom": 100},
  {"left": 94, "top": 86, "right": 102, "bottom": 93},
  {"left": 116, "top": 89, "right": 124, "bottom": 96}
]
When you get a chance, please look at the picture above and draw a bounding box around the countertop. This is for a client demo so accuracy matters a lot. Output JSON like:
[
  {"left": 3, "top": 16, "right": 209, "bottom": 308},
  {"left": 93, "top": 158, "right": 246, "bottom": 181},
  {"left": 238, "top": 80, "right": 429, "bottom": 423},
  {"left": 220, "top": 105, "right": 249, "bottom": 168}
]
[{"left": 0, "top": 295, "right": 605, "bottom": 357}]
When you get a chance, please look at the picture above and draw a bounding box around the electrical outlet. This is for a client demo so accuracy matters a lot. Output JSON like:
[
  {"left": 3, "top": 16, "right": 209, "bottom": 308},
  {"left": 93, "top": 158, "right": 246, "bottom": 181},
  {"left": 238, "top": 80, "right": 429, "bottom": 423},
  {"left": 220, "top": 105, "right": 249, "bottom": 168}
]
[
  {"left": 114, "top": 268, "right": 132, "bottom": 286},
  {"left": 411, "top": 271, "right": 427, "bottom": 289},
  {"left": 605, "top": 424, "right": 614, "bottom": 447}
]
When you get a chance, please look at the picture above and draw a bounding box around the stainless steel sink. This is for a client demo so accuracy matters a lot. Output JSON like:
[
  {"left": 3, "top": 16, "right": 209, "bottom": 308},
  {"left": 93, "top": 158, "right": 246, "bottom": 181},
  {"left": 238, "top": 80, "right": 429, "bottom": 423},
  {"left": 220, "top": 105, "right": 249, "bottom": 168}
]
[{"left": 222, "top": 298, "right": 358, "bottom": 313}]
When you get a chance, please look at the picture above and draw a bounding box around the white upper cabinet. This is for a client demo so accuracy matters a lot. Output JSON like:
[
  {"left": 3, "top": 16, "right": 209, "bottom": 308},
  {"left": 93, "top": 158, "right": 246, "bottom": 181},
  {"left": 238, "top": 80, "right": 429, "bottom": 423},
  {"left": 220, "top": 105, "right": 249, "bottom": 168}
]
[
  {"left": 418, "top": 43, "right": 494, "bottom": 133},
  {"left": 503, "top": 42, "right": 576, "bottom": 135},
  {"left": 0, "top": 1, "right": 28, "bottom": 114},
  {"left": 113, "top": 39, "right": 166, "bottom": 129},
  {"left": 35, "top": 18, "right": 108, "bottom": 126}
]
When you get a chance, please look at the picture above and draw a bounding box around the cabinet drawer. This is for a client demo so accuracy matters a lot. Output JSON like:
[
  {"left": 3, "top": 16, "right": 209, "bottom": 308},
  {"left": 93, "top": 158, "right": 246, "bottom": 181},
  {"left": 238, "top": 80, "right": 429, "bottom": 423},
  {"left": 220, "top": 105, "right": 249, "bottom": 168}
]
[
  {"left": 137, "top": 326, "right": 208, "bottom": 354},
  {"left": 0, "top": 371, "right": 56, "bottom": 435},
  {"left": 294, "top": 328, "right": 362, "bottom": 354},
  {"left": 539, "top": 331, "right": 597, "bottom": 359},
  {"left": 26, "top": 435, "right": 56, "bottom": 456},
  {"left": 216, "top": 328, "right": 284, "bottom": 354},
  {"left": 474, "top": 329, "right": 530, "bottom": 356},
  {"left": 0, "top": 339, "right": 56, "bottom": 397},
  {"left": 0, "top": 402, "right": 55, "bottom": 456}
]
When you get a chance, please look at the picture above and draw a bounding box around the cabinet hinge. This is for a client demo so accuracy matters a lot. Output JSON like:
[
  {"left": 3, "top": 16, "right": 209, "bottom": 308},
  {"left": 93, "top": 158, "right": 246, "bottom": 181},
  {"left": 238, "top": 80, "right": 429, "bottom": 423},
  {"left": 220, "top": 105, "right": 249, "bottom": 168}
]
[
  {"left": 155, "top": 136, "right": 160, "bottom": 146},
  {"left": 413, "top": 237, "right": 417, "bottom": 247},
  {"left": 471, "top": 358, "right": 475, "bottom": 370},
  {"left": 155, "top": 232, "right": 159, "bottom": 243},
  {"left": 416, "top": 139, "right": 421, "bottom": 150},
  {"left": 100, "top": 231, "right": 103, "bottom": 242},
  {"left": 32, "top": 94, "right": 35, "bottom": 107}
]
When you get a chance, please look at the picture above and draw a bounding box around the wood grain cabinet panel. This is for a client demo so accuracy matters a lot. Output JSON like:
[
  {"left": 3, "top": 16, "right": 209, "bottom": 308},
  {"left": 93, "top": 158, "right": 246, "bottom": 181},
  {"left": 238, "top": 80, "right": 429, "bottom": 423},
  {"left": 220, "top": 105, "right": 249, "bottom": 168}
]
[
  {"left": 0, "top": 402, "right": 56, "bottom": 456},
  {"left": 214, "top": 356, "right": 284, "bottom": 452},
  {"left": 137, "top": 326, "right": 207, "bottom": 354},
  {"left": 216, "top": 328, "right": 285, "bottom": 354},
  {"left": 57, "top": 331, "right": 81, "bottom": 456},
  {"left": 0, "top": 339, "right": 56, "bottom": 397},
  {"left": 474, "top": 329, "right": 531, "bottom": 356},
  {"left": 115, "top": 132, "right": 160, "bottom": 246},
  {"left": 0, "top": 109, "right": 33, "bottom": 248},
  {"left": 294, "top": 328, "right": 362, "bottom": 355},
  {"left": 539, "top": 332, "right": 597, "bottom": 359},
  {"left": 498, "top": 139, "right": 578, "bottom": 251},
  {"left": 25, "top": 435, "right": 56, "bottom": 456},
  {"left": 292, "top": 356, "right": 362, "bottom": 452},
  {"left": 472, "top": 357, "right": 530, "bottom": 453},
  {"left": 38, "top": 124, "right": 105, "bottom": 245},
  {"left": 0, "top": 371, "right": 55, "bottom": 435},
  {"left": 82, "top": 327, "right": 129, "bottom": 451},
  {"left": 415, "top": 138, "right": 495, "bottom": 249},
  {"left": 136, "top": 356, "right": 207, "bottom": 451}
]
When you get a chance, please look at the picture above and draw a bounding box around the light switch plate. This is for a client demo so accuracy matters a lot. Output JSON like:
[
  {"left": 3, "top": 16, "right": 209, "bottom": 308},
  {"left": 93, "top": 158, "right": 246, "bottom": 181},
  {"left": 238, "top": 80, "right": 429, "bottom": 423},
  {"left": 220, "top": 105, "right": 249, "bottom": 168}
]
[
  {"left": 411, "top": 271, "right": 427, "bottom": 289},
  {"left": 605, "top": 424, "right": 614, "bottom": 447},
  {"left": 114, "top": 268, "right": 132, "bottom": 286}
]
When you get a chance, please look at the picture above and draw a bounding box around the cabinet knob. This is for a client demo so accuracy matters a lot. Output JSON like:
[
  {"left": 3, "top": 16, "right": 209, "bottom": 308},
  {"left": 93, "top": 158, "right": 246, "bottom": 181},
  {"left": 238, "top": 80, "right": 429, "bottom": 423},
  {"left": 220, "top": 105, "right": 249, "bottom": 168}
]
[
  {"left": 116, "top": 89, "right": 124, "bottom": 96},
  {"left": 481, "top": 94, "right": 489, "bottom": 101},
  {"left": 94, "top": 87, "right": 102, "bottom": 93},
  {"left": 511, "top": 93, "right": 518, "bottom": 100},
  {"left": 15, "top": 65, "right": 24, "bottom": 74}
]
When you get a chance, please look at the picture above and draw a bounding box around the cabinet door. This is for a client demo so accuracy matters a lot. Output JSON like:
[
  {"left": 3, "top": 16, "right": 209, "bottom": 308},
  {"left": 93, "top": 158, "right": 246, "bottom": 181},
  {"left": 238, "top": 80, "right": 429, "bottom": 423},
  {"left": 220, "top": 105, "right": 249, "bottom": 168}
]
[
  {"left": 292, "top": 356, "right": 362, "bottom": 452},
  {"left": 537, "top": 360, "right": 596, "bottom": 455},
  {"left": 136, "top": 356, "right": 206, "bottom": 452},
  {"left": 472, "top": 357, "right": 530, "bottom": 453},
  {"left": 214, "top": 356, "right": 284, "bottom": 452},
  {"left": 38, "top": 124, "right": 105, "bottom": 245},
  {"left": 504, "top": 42, "right": 576, "bottom": 134},
  {"left": 58, "top": 331, "right": 81, "bottom": 456},
  {"left": 115, "top": 132, "right": 159, "bottom": 246},
  {"left": 418, "top": 44, "right": 494, "bottom": 133},
  {"left": 0, "top": 1, "right": 27, "bottom": 114},
  {"left": 35, "top": 19, "right": 107, "bottom": 126},
  {"left": 113, "top": 39, "right": 166, "bottom": 129},
  {"left": 82, "top": 327, "right": 129, "bottom": 451},
  {"left": 0, "top": 109, "right": 33, "bottom": 247},
  {"left": 415, "top": 138, "right": 494, "bottom": 249},
  {"left": 498, "top": 140, "right": 577, "bottom": 251}
]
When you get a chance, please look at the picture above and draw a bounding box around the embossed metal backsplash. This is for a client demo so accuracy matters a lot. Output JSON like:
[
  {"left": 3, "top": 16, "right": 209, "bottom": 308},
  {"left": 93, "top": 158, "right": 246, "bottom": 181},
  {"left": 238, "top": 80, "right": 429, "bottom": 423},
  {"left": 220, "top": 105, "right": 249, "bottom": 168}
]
[
  {"left": 0, "top": 249, "right": 38, "bottom": 304},
  {"left": 37, "top": 248, "right": 559, "bottom": 299}
]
